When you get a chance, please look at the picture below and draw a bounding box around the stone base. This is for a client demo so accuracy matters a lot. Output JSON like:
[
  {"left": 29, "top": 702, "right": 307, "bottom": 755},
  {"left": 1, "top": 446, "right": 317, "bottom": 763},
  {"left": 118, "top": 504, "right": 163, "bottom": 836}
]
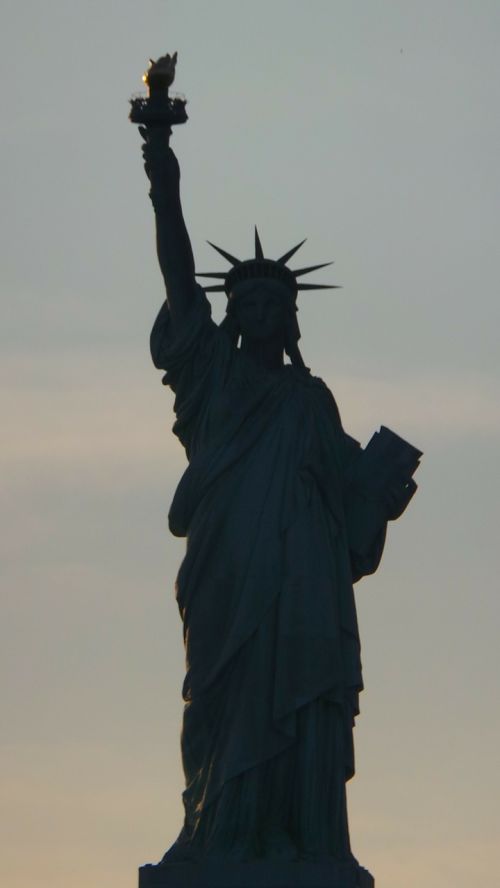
[{"left": 138, "top": 859, "right": 374, "bottom": 888}]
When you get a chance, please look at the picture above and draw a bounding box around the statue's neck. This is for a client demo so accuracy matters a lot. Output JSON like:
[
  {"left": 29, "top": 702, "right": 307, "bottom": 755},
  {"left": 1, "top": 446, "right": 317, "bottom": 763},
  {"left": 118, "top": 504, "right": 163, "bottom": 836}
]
[{"left": 240, "top": 335, "right": 285, "bottom": 372}]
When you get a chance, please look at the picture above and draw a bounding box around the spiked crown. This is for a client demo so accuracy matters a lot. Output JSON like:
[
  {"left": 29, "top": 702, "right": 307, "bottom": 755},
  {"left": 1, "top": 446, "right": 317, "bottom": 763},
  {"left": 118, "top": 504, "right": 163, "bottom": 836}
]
[{"left": 197, "top": 227, "right": 338, "bottom": 299}]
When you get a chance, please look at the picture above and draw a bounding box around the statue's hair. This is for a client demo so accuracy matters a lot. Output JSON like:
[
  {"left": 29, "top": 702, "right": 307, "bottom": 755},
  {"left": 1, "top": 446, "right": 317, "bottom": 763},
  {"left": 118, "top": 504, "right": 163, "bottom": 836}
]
[
  {"left": 219, "top": 312, "right": 240, "bottom": 349},
  {"left": 283, "top": 310, "right": 306, "bottom": 369}
]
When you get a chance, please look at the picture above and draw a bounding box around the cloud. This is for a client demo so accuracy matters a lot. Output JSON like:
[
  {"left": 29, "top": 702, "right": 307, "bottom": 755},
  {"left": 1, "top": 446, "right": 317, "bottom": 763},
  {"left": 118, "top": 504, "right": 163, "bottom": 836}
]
[
  {"left": 1, "top": 351, "right": 186, "bottom": 484},
  {"left": 325, "top": 371, "right": 500, "bottom": 445},
  {"left": 3, "top": 350, "right": 498, "bottom": 489}
]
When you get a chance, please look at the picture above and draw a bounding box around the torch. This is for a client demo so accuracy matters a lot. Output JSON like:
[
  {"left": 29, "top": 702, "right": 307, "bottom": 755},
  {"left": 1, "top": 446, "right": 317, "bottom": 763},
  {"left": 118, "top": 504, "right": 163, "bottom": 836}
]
[{"left": 129, "top": 52, "right": 188, "bottom": 133}]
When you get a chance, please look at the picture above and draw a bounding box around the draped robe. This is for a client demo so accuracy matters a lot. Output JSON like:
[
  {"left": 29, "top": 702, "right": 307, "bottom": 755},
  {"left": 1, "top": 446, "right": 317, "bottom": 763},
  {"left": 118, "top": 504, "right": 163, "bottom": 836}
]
[{"left": 150, "top": 288, "right": 388, "bottom": 860}]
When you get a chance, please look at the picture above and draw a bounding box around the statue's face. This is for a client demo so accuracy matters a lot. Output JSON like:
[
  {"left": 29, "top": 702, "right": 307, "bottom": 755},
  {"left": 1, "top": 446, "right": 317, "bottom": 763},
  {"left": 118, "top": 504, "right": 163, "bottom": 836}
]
[{"left": 230, "top": 278, "right": 289, "bottom": 341}]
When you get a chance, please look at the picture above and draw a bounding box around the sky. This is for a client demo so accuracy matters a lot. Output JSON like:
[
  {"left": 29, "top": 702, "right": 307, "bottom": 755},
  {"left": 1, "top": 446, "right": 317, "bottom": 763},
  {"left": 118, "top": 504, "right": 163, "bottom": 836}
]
[{"left": 1, "top": 1, "right": 499, "bottom": 886}]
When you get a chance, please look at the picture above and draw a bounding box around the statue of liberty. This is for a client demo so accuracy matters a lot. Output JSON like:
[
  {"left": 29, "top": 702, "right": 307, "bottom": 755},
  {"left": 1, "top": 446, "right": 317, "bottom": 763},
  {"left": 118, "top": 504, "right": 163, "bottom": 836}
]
[{"left": 132, "top": 55, "right": 420, "bottom": 888}]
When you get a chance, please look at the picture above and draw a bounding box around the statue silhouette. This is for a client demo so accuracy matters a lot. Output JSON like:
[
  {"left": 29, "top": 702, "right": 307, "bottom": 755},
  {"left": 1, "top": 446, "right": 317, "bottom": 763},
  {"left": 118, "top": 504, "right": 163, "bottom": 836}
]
[{"left": 133, "top": 56, "right": 420, "bottom": 888}]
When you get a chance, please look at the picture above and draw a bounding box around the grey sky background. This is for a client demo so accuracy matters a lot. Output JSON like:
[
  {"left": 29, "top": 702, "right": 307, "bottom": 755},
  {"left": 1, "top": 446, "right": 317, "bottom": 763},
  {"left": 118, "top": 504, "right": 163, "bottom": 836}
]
[{"left": 1, "top": 2, "right": 499, "bottom": 887}]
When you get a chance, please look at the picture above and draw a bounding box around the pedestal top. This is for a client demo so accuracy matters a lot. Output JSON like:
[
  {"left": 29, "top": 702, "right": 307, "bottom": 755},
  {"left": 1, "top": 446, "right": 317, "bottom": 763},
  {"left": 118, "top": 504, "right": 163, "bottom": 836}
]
[{"left": 138, "top": 859, "right": 374, "bottom": 888}]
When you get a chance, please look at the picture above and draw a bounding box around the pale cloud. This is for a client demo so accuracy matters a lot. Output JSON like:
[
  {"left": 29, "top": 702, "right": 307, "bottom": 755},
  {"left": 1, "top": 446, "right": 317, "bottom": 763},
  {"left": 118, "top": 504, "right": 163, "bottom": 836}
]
[
  {"left": 2, "top": 351, "right": 497, "bottom": 495},
  {"left": 1, "top": 352, "right": 185, "bottom": 481},
  {"left": 2, "top": 4, "right": 500, "bottom": 887},
  {"left": 0, "top": 743, "right": 184, "bottom": 888},
  {"left": 327, "top": 371, "right": 500, "bottom": 445}
]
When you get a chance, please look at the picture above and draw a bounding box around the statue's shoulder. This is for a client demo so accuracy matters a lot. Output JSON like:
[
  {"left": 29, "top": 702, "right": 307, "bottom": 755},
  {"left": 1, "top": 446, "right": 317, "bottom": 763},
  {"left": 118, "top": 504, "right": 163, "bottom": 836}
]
[
  {"left": 307, "top": 371, "right": 329, "bottom": 390},
  {"left": 306, "top": 371, "right": 335, "bottom": 397},
  {"left": 305, "top": 372, "right": 342, "bottom": 423}
]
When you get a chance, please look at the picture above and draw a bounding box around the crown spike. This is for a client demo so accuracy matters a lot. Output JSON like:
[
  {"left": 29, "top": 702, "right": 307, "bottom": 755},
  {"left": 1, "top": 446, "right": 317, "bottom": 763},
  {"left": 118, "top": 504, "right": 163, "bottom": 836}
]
[
  {"left": 196, "top": 272, "right": 227, "bottom": 279},
  {"left": 202, "top": 233, "right": 339, "bottom": 295},
  {"left": 277, "top": 239, "right": 307, "bottom": 265},
  {"left": 254, "top": 226, "right": 264, "bottom": 260},
  {"left": 207, "top": 241, "right": 241, "bottom": 266},
  {"left": 293, "top": 261, "right": 334, "bottom": 278},
  {"left": 296, "top": 284, "right": 341, "bottom": 291}
]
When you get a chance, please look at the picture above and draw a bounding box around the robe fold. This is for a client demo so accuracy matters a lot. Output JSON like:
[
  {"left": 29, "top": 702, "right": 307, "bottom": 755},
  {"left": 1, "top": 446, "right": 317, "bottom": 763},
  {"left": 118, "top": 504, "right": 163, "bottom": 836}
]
[{"left": 150, "top": 287, "right": 387, "bottom": 858}]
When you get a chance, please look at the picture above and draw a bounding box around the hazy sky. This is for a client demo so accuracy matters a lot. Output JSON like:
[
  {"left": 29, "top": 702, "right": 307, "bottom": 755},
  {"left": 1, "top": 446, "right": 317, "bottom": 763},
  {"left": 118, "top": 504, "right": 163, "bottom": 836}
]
[{"left": 2, "top": 2, "right": 499, "bottom": 887}]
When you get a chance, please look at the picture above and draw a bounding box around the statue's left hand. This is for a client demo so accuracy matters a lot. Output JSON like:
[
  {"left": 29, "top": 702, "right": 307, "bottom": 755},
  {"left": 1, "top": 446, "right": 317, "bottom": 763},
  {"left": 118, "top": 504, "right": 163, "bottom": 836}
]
[{"left": 383, "top": 477, "right": 417, "bottom": 521}]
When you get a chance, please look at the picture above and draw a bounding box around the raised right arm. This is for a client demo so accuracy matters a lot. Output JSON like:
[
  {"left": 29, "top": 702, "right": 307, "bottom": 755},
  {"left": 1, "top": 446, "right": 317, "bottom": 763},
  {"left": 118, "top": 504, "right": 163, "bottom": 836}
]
[{"left": 141, "top": 127, "right": 198, "bottom": 328}]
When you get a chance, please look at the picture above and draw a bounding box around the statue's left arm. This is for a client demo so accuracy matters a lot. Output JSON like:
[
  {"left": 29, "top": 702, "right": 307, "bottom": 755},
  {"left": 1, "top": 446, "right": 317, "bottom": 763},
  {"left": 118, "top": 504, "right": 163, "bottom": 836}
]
[{"left": 344, "top": 450, "right": 417, "bottom": 583}]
